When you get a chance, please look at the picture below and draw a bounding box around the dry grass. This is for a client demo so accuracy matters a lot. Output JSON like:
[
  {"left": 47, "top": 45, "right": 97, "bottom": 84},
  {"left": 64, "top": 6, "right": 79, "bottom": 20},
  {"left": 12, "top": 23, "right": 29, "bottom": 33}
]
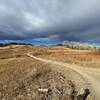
[
  {"left": 35, "top": 46, "right": 100, "bottom": 68},
  {"left": 0, "top": 45, "right": 76, "bottom": 100}
]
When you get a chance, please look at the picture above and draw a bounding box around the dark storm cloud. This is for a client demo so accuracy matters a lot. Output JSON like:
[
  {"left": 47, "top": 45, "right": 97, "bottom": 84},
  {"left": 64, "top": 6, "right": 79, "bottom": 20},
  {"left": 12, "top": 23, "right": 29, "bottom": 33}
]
[{"left": 0, "top": 0, "right": 100, "bottom": 41}]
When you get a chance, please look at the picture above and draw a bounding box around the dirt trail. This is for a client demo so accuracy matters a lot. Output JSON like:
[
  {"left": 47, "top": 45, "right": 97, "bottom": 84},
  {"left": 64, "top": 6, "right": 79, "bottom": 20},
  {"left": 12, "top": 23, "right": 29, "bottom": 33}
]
[{"left": 27, "top": 53, "right": 100, "bottom": 100}]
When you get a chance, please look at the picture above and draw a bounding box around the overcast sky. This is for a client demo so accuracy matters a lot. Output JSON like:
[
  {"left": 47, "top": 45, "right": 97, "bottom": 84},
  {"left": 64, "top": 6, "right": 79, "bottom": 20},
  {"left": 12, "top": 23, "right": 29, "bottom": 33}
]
[{"left": 0, "top": 0, "right": 100, "bottom": 42}]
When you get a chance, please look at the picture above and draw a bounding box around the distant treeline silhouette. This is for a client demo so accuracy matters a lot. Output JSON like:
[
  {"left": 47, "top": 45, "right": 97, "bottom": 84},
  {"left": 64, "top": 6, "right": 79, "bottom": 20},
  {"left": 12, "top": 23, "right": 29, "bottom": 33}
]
[{"left": 0, "top": 42, "right": 32, "bottom": 47}]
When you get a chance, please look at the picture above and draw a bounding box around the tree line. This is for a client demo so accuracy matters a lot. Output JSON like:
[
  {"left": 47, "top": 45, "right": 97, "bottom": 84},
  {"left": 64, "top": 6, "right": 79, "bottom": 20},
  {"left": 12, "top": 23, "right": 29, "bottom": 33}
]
[{"left": 63, "top": 41, "right": 100, "bottom": 51}]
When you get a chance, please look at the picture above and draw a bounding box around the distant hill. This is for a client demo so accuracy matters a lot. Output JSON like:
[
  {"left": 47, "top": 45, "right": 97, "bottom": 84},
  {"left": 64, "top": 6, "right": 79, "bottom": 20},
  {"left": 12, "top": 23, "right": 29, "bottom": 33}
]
[{"left": 0, "top": 42, "right": 33, "bottom": 47}]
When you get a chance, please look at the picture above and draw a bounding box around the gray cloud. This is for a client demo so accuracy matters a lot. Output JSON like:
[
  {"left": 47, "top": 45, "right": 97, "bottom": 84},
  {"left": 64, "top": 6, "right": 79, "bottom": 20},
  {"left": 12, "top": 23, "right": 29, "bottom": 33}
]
[{"left": 0, "top": 0, "right": 100, "bottom": 42}]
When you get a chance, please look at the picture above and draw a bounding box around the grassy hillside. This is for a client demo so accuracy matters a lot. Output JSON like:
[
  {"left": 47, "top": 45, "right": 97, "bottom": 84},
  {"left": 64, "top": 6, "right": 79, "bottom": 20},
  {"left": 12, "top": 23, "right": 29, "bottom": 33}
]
[{"left": 0, "top": 45, "right": 75, "bottom": 100}]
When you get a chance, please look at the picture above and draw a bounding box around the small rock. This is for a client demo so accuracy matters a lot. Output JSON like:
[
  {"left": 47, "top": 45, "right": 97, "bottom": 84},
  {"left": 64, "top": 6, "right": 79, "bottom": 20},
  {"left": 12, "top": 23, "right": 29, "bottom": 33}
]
[{"left": 77, "top": 88, "right": 90, "bottom": 100}]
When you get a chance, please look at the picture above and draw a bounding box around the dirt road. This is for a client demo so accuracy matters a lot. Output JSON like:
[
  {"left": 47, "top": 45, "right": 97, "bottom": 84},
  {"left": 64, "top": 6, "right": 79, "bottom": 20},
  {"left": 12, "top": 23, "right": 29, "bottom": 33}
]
[{"left": 27, "top": 53, "right": 100, "bottom": 100}]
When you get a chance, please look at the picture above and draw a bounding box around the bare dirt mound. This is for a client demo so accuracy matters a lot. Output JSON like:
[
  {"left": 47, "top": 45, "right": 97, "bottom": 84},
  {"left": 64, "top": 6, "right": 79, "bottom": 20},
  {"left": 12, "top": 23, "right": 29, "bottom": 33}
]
[
  {"left": 32, "top": 72, "right": 75, "bottom": 100},
  {"left": 12, "top": 72, "right": 75, "bottom": 100}
]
